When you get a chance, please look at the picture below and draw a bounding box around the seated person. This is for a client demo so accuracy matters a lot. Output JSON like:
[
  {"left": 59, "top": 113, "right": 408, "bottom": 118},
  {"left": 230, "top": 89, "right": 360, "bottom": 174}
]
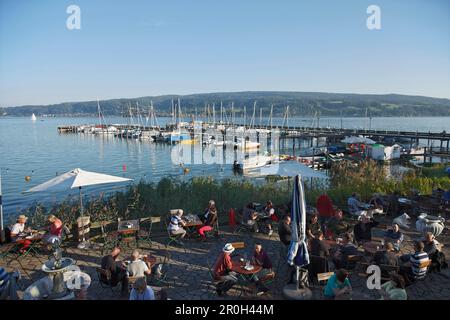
[
  {"left": 323, "top": 269, "right": 352, "bottom": 300},
  {"left": 353, "top": 214, "right": 379, "bottom": 243},
  {"left": 423, "top": 232, "right": 438, "bottom": 258},
  {"left": 259, "top": 201, "right": 276, "bottom": 236},
  {"left": 10, "top": 215, "right": 32, "bottom": 253},
  {"left": 347, "top": 193, "right": 367, "bottom": 217},
  {"left": 316, "top": 194, "right": 339, "bottom": 231},
  {"left": 101, "top": 247, "right": 129, "bottom": 294},
  {"left": 198, "top": 205, "right": 218, "bottom": 241},
  {"left": 200, "top": 200, "right": 217, "bottom": 223},
  {"left": 168, "top": 209, "right": 187, "bottom": 241},
  {"left": 127, "top": 250, "right": 151, "bottom": 278},
  {"left": 43, "top": 215, "right": 63, "bottom": 244},
  {"left": 310, "top": 231, "right": 330, "bottom": 258},
  {"left": 399, "top": 241, "right": 430, "bottom": 285},
  {"left": 129, "top": 277, "right": 155, "bottom": 300},
  {"left": 369, "top": 193, "right": 384, "bottom": 214},
  {"left": 384, "top": 223, "right": 403, "bottom": 251},
  {"left": 278, "top": 215, "right": 292, "bottom": 247},
  {"left": 333, "top": 233, "right": 359, "bottom": 269},
  {"left": 306, "top": 214, "right": 321, "bottom": 239},
  {"left": 326, "top": 210, "right": 349, "bottom": 238},
  {"left": 213, "top": 243, "right": 238, "bottom": 296},
  {"left": 250, "top": 243, "right": 272, "bottom": 295},
  {"left": 242, "top": 203, "right": 259, "bottom": 232},
  {"left": 378, "top": 274, "right": 407, "bottom": 300},
  {"left": 372, "top": 242, "right": 399, "bottom": 267},
  {"left": 265, "top": 201, "right": 279, "bottom": 222}
]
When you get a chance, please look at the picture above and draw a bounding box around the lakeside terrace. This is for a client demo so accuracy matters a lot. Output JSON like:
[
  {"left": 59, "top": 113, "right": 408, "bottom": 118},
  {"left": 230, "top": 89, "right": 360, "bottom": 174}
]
[{"left": 1, "top": 213, "right": 450, "bottom": 300}]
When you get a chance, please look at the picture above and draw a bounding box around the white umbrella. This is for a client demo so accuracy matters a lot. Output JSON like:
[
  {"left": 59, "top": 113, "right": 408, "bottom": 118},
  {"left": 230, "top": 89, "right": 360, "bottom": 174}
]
[
  {"left": 25, "top": 168, "right": 132, "bottom": 247},
  {"left": 255, "top": 161, "right": 328, "bottom": 179}
]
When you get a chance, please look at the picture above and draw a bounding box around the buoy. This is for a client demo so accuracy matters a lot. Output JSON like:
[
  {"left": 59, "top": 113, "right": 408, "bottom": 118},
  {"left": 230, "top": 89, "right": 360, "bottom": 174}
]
[
  {"left": 25, "top": 175, "right": 31, "bottom": 182},
  {"left": 183, "top": 168, "right": 190, "bottom": 174}
]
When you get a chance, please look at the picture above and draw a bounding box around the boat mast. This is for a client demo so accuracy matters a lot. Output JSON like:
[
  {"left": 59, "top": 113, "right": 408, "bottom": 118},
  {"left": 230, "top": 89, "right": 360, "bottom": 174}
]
[
  {"left": 259, "top": 107, "right": 262, "bottom": 127},
  {"left": 268, "top": 104, "right": 273, "bottom": 128}
]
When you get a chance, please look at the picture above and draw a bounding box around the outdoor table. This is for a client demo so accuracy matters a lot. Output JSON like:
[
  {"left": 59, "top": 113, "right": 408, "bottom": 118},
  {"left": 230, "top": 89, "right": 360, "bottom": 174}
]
[
  {"left": 230, "top": 259, "right": 262, "bottom": 275},
  {"left": 182, "top": 214, "right": 203, "bottom": 238},
  {"left": 363, "top": 241, "right": 384, "bottom": 255}
]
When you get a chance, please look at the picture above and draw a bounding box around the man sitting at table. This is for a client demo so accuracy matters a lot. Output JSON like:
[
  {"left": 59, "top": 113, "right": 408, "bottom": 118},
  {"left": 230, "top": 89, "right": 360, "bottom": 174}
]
[
  {"left": 326, "top": 210, "right": 350, "bottom": 238},
  {"left": 310, "top": 231, "right": 330, "bottom": 258},
  {"left": 260, "top": 201, "right": 276, "bottom": 236},
  {"left": 127, "top": 250, "right": 151, "bottom": 278},
  {"left": 101, "top": 246, "right": 129, "bottom": 295},
  {"left": 168, "top": 209, "right": 187, "bottom": 242},
  {"left": 213, "top": 243, "right": 238, "bottom": 296},
  {"left": 278, "top": 215, "right": 292, "bottom": 247},
  {"left": 323, "top": 269, "right": 352, "bottom": 300},
  {"left": 43, "top": 215, "right": 63, "bottom": 245},
  {"left": 384, "top": 223, "right": 404, "bottom": 251},
  {"left": 333, "top": 233, "right": 359, "bottom": 269},
  {"left": 306, "top": 214, "right": 322, "bottom": 239},
  {"left": 353, "top": 214, "right": 379, "bottom": 243},
  {"left": 10, "top": 215, "right": 32, "bottom": 253},
  {"left": 250, "top": 243, "right": 272, "bottom": 295},
  {"left": 242, "top": 203, "right": 259, "bottom": 233},
  {"left": 372, "top": 242, "right": 399, "bottom": 280},
  {"left": 197, "top": 205, "right": 218, "bottom": 241},
  {"left": 399, "top": 241, "right": 430, "bottom": 285},
  {"left": 347, "top": 193, "right": 367, "bottom": 217}
]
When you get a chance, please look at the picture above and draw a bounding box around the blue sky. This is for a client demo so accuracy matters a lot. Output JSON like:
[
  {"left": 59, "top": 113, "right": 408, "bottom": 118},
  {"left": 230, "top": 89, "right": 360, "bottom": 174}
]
[{"left": 0, "top": 0, "right": 449, "bottom": 106}]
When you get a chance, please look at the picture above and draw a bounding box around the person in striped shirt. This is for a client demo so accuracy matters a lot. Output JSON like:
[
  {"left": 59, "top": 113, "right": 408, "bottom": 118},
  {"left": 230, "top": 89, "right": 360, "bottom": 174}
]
[{"left": 400, "top": 241, "right": 430, "bottom": 285}]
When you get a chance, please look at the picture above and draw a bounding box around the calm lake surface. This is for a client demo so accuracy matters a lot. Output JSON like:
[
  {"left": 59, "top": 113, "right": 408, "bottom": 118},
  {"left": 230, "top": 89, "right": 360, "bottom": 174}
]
[{"left": 1, "top": 116, "right": 450, "bottom": 219}]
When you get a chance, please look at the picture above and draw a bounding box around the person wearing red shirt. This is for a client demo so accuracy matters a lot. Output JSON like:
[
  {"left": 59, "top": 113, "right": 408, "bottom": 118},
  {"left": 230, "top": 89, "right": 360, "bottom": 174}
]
[
  {"left": 213, "top": 243, "right": 238, "bottom": 296},
  {"left": 43, "top": 215, "right": 63, "bottom": 244}
]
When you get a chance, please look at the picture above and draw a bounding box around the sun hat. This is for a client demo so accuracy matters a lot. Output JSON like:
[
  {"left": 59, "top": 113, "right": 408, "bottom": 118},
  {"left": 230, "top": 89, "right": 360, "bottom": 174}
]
[
  {"left": 17, "top": 215, "right": 28, "bottom": 221},
  {"left": 222, "top": 243, "right": 235, "bottom": 254}
]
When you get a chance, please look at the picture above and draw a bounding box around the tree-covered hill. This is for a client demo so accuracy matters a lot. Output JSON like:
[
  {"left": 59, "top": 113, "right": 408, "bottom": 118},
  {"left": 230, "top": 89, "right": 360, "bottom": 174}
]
[{"left": 1, "top": 91, "right": 450, "bottom": 117}]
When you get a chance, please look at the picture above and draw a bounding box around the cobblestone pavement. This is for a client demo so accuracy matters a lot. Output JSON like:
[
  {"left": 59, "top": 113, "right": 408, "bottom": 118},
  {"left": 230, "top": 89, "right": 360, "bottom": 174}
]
[{"left": 1, "top": 216, "right": 449, "bottom": 300}]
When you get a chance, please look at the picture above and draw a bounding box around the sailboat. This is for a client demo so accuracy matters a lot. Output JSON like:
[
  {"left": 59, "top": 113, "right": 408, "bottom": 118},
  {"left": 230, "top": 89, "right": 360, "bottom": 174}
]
[{"left": 31, "top": 113, "right": 37, "bottom": 121}]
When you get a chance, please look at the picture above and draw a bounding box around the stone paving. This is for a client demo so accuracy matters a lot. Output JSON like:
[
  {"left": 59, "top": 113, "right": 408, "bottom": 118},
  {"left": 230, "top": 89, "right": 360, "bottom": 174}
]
[{"left": 1, "top": 217, "right": 450, "bottom": 300}]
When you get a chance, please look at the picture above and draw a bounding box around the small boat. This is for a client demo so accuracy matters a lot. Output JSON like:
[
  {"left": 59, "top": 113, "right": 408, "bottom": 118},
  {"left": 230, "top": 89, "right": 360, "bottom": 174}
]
[{"left": 31, "top": 113, "right": 37, "bottom": 121}]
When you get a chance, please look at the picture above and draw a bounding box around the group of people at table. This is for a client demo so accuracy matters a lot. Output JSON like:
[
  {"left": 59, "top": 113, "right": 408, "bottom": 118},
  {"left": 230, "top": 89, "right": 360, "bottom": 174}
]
[
  {"left": 167, "top": 200, "right": 219, "bottom": 243},
  {"left": 100, "top": 246, "right": 167, "bottom": 300},
  {"left": 276, "top": 193, "right": 444, "bottom": 299},
  {"left": 8, "top": 214, "right": 65, "bottom": 253}
]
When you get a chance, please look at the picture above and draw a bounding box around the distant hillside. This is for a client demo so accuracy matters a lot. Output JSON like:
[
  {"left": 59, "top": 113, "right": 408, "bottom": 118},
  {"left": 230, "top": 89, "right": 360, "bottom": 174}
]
[{"left": 1, "top": 91, "right": 450, "bottom": 117}]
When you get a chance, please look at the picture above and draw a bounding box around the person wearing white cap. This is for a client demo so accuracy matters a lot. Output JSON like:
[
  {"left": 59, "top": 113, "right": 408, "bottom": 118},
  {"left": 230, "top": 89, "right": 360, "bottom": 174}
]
[
  {"left": 213, "top": 243, "right": 238, "bottom": 296},
  {"left": 10, "top": 215, "right": 32, "bottom": 253}
]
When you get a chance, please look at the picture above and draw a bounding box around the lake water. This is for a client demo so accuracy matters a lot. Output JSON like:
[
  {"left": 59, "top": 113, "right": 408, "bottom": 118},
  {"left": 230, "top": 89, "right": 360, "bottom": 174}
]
[{"left": 1, "top": 116, "right": 449, "bottom": 219}]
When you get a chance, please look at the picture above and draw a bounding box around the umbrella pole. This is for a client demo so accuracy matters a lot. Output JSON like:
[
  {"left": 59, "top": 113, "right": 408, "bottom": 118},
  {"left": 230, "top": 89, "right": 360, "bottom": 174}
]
[{"left": 77, "top": 187, "right": 87, "bottom": 249}]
